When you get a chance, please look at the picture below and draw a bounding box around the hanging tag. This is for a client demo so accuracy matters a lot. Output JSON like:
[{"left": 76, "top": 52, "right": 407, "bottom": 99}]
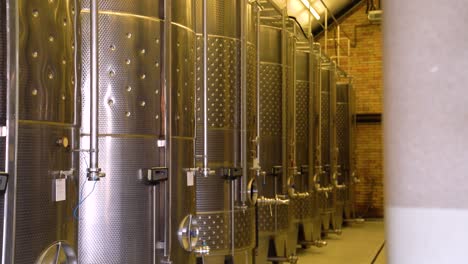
[
  {"left": 54, "top": 178, "right": 66, "bottom": 202},
  {"left": 187, "top": 171, "right": 194, "bottom": 186}
]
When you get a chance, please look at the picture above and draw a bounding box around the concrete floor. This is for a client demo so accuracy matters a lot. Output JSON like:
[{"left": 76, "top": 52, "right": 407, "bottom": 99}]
[{"left": 297, "top": 220, "right": 386, "bottom": 264}]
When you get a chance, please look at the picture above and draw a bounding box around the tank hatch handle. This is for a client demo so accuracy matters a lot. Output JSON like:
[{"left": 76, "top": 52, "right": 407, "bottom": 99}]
[
  {"left": 0, "top": 172, "right": 8, "bottom": 195},
  {"left": 138, "top": 167, "right": 168, "bottom": 185}
]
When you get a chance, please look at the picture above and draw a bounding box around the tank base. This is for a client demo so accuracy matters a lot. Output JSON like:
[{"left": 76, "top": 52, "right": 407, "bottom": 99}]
[{"left": 196, "top": 250, "right": 253, "bottom": 264}]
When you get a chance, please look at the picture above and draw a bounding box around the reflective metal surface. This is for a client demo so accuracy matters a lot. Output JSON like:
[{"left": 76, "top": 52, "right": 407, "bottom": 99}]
[
  {"left": 166, "top": 0, "right": 197, "bottom": 263},
  {"left": 78, "top": 1, "right": 164, "bottom": 263},
  {"left": 319, "top": 62, "right": 337, "bottom": 232},
  {"left": 0, "top": 0, "right": 7, "bottom": 258},
  {"left": 257, "top": 20, "right": 294, "bottom": 262},
  {"left": 194, "top": 0, "right": 257, "bottom": 261},
  {"left": 294, "top": 49, "right": 322, "bottom": 246},
  {"left": 336, "top": 81, "right": 356, "bottom": 221},
  {"left": 0, "top": 1, "right": 359, "bottom": 263},
  {"left": 2, "top": 0, "right": 79, "bottom": 263}
]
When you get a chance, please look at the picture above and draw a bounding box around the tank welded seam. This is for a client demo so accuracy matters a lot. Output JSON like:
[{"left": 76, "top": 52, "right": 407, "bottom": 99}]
[
  {"left": 171, "top": 136, "right": 195, "bottom": 140},
  {"left": 205, "top": 128, "right": 240, "bottom": 131},
  {"left": 18, "top": 120, "right": 75, "bottom": 127},
  {"left": 195, "top": 208, "right": 255, "bottom": 215},
  {"left": 81, "top": 9, "right": 163, "bottom": 23},
  {"left": 259, "top": 24, "right": 282, "bottom": 31},
  {"left": 171, "top": 22, "right": 195, "bottom": 34},
  {"left": 80, "top": 133, "right": 164, "bottom": 139},
  {"left": 195, "top": 33, "right": 240, "bottom": 42},
  {"left": 259, "top": 61, "right": 292, "bottom": 69},
  {"left": 259, "top": 61, "right": 282, "bottom": 66}
]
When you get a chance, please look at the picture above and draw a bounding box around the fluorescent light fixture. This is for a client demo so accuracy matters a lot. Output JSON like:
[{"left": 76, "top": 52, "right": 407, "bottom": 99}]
[{"left": 300, "top": 0, "right": 321, "bottom": 20}]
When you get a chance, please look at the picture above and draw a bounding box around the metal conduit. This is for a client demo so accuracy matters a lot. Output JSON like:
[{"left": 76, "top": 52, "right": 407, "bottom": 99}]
[
  {"left": 201, "top": 0, "right": 209, "bottom": 177},
  {"left": 87, "top": 0, "right": 104, "bottom": 180}
]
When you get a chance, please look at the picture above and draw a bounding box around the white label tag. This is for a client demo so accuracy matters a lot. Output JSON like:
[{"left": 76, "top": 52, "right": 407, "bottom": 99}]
[
  {"left": 55, "top": 179, "right": 66, "bottom": 202},
  {"left": 187, "top": 171, "right": 194, "bottom": 186}
]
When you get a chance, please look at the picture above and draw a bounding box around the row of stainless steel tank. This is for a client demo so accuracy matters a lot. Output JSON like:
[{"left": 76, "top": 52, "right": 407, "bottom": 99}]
[{"left": 0, "top": 0, "right": 358, "bottom": 263}]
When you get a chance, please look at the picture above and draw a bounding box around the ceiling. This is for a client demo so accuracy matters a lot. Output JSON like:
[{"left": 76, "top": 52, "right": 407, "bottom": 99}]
[{"left": 258, "top": 0, "right": 364, "bottom": 37}]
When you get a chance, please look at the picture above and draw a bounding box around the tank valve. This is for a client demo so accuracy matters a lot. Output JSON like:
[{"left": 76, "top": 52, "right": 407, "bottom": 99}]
[
  {"left": 87, "top": 167, "right": 105, "bottom": 181},
  {"left": 194, "top": 241, "right": 210, "bottom": 256},
  {"left": 56, "top": 137, "right": 69, "bottom": 149}
]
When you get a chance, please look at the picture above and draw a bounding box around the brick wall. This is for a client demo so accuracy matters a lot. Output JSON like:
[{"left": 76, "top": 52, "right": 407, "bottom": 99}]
[{"left": 317, "top": 2, "right": 384, "bottom": 217}]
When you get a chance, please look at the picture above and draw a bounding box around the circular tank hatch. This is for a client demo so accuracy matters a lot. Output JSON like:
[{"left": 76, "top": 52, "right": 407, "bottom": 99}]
[{"left": 35, "top": 241, "right": 77, "bottom": 264}]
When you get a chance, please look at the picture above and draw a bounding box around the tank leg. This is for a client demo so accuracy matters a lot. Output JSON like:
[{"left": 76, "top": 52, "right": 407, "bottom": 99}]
[
  {"left": 332, "top": 205, "right": 344, "bottom": 231},
  {"left": 273, "top": 233, "right": 287, "bottom": 260},
  {"left": 198, "top": 255, "right": 225, "bottom": 264},
  {"left": 300, "top": 221, "right": 327, "bottom": 248},
  {"left": 255, "top": 234, "right": 269, "bottom": 264},
  {"left": 232, "top": 250, "right": 253, "bottom": 264},
  {"left": 286, "top": 222, "right": 299, "bottom": 256},
  {"left": 321, "top": 213, "right": 331, "bottom": 233}
]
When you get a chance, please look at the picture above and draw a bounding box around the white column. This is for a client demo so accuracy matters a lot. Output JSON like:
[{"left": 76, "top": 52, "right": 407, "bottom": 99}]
[{"left": 384, "top": 0, "right": 468, "bottom": 263}]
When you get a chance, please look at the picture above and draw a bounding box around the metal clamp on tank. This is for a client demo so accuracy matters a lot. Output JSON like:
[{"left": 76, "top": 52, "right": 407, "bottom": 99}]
[
  {"left": 218, "top": 167, "right": 242, "bottom": 181},
  {"left": 138, "top": 167, "right": 169, "bottom": 185}
]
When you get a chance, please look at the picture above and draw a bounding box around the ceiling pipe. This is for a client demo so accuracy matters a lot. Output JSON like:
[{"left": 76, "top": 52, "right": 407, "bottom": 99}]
[
  {"left": 313, "top": 0, "right": 364, "bottom": 38},
  {"left": 87, "top": 0, "right": 105, "bottom": 181}
]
